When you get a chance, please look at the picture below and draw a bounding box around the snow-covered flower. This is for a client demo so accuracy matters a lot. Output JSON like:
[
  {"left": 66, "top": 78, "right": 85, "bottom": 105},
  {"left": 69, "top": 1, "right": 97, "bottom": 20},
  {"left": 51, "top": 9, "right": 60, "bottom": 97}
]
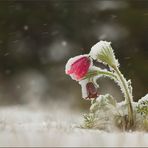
[
  {"left": 89, "top": 41, "right": 119, "bottom": 67},
  {"left": 79, "top": 80, "right": 98, "bottom": 100},
  {"left": 65, "top": 55, "right": 92, "bottom": 81}
]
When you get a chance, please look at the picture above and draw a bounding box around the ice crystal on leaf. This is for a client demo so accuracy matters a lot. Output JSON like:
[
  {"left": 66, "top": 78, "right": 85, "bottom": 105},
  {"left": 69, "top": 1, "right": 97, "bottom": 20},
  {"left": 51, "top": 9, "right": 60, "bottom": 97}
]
[
  {"left": 137, "top": 94, "right": 148, "bottom": 118},
  {"left": 89, "top": 41, "right": 119, "bottom": 67}
]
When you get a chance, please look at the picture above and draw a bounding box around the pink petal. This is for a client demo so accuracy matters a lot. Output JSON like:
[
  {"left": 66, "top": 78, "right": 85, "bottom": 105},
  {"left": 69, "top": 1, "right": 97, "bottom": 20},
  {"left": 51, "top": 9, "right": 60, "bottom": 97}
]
[{"left": 65, "top": 55, "right": 92, "bottom": 81}]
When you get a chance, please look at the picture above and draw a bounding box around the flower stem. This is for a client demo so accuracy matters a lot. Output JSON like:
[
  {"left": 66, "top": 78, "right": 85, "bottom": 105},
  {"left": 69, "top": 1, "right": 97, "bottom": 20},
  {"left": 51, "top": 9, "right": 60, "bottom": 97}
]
[
  {"left": 96, "top": 70, "right": 117, "bottom": 80},
  {"left": 84, "top": 69, "right": 117, "bottom": 80},
  {"left": 113, "top": 66, "right": 134, "bottom": 128}
]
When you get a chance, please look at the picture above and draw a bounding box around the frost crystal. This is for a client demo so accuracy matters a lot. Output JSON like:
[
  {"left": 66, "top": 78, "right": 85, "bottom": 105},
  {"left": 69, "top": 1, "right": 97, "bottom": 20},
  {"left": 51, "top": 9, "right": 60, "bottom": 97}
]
[
  {"left": 137, "top": 94, "right": 148, "bottom": 119},
  {"left": 89, "top": 41, "right": 119, "bottom": 67},
  {"left": 138, "top": 94, "right": 148, "bottom": 104}
]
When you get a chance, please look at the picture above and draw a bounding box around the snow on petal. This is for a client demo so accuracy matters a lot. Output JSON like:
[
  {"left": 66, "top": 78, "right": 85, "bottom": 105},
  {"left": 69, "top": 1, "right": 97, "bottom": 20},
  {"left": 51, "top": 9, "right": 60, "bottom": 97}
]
[
  {"left": 65, "top": 54, "right": 92, "bottom": 81},
  {"left": 79, "top": 79, "right": 98, "bottom": 100}
]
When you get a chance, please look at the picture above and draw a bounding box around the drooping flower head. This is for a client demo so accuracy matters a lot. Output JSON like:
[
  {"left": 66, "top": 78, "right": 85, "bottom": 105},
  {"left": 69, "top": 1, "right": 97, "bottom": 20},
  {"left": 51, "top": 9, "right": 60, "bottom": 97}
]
[
  {"left": 86, "top": 82, "right": 98, "bottom": 99},
  {"left": 79, "top": 80, "right": 99, "bottom": 100},
  {"left": 65, "top": 55, "right": 92, "bottom": 81},
  {"left": 89, "top": 41, "right": 119, "bottom": 67}
]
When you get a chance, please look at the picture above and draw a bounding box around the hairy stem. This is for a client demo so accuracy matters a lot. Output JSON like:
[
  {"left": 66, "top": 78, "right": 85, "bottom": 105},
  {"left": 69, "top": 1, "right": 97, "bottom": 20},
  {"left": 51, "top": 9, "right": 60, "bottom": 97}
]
[
  {"left": 84, "top": 69, "right": 117, "bottom": 81},
  {"left": 113, "top": 66, "right": 134, "bottom": 128},
  {"left": 96, "top": 70, "right": 117, "bottom": 79}
]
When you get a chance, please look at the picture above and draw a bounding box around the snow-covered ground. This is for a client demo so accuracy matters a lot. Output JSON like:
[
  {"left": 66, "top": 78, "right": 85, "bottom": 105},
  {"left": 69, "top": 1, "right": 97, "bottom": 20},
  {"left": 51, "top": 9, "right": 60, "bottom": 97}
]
[{"left": 0, "top": 105, "right": 147, "bottom": 147}]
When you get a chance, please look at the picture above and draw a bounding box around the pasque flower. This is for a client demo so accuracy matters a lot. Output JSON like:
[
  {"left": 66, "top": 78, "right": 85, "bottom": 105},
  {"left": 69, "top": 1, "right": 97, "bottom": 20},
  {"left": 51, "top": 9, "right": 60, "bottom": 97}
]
[
  {"left": 65, "top": 55, "right": 92, "bottom": 81},
  {"left": 89, "top": 41, "right": 134, "bottom": 127},
  {"left": 79, "top": 80, "right": 98, "bottom": 100},
  {"left": 64, "top": 40, "right": 145, "bottom": 129}
]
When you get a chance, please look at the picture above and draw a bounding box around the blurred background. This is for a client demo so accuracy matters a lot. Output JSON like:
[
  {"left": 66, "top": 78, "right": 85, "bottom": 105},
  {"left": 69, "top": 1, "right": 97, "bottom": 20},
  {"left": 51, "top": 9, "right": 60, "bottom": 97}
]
[{"left": 0, "top": 0, "right": 147, "bottom": 110}]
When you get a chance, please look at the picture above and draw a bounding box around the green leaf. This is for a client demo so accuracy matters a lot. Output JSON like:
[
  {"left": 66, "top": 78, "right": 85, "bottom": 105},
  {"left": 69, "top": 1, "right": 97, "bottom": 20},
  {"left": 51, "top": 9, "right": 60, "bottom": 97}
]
[
  {"left": 90, "top": 94, "right": 117, "bottom": 113},
  {"left": 137, "top": 94, "right": 148, "bottom": 118}
]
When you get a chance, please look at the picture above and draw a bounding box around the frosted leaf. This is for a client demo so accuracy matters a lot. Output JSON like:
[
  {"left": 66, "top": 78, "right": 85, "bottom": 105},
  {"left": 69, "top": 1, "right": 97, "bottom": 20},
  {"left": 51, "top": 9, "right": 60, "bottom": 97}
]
[
  {"left": 138, "top": 94, "right": 148, "bottom": 104},
  {"left": 127, "top": 79, "right": 133, "bottom": 95},
  {"left": 90, "top": 94, "right": 117, "bottom": 112},
  {"left": 89, "top": 41, "right": 119, "bottom": 67},
  {"left": 137, "top": 94, "right": 148, "bottom": 118},
  {"left": 96, "top": 94, "right": 117, "bottom": 107}
]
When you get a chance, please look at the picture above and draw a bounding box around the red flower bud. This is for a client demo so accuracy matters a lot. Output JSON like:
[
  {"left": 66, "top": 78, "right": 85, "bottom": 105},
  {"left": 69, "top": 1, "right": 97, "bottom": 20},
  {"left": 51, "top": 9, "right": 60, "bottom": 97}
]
[{"left": 65, "top": 55, "right": 92, "bottom": 81}]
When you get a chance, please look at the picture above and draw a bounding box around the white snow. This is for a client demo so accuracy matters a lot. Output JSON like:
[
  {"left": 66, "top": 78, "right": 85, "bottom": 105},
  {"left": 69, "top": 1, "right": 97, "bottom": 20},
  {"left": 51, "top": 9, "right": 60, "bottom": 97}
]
[{"left": 0, "top": 105, "right": 147, "bottom": 147}]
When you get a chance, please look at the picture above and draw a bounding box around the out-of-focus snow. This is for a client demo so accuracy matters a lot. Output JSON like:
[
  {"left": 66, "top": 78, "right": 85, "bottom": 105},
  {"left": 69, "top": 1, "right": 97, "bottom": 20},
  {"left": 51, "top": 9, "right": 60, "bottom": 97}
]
[
  {"left": 95, "top": 1, "right": 128, "bottom": 11},
  {"left": 0, "top": 106, "right": 147, "bottom": 147}
]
